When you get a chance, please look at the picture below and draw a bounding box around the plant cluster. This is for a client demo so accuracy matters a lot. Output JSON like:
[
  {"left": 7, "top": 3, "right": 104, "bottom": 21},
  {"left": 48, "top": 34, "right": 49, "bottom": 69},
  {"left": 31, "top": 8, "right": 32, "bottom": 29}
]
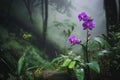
[
  {"left": 107, "top": 24, "right": 120, "bottom": 75},
  {"left": 1, "top": 12, "right": 117, "bottom": 80},
  {"left": 52, "top": 12, "right": 101, "bottom": 80}
]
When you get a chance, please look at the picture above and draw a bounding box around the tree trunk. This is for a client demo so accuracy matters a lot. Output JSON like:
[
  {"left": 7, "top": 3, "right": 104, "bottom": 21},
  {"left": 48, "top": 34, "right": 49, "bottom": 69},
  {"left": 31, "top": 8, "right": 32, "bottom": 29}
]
[
  {"left": 42, "top": 0, "right": 48, "bottom": 50},
  {"left": 23, "top": 0, "right": 33, "bottom": 24}
]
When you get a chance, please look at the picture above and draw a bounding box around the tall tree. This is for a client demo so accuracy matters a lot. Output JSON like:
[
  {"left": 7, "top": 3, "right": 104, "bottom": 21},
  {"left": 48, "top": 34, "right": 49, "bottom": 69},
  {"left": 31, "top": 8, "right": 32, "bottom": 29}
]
[
  {"left": 42, "top": 0, "right": 48, "bottom": 50},
  {"left": 22, "top": 0, "right": 34, "bottom": 23},
  {"left": 104, "top": 0, "right": 119, "bottom": 35}
]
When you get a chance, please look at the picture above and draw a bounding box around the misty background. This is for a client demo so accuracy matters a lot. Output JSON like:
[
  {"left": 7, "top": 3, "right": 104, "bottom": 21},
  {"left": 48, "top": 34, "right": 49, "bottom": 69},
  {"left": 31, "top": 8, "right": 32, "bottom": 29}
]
[{"left": 0, "top": 0, "right": 119, "bottom": 58}]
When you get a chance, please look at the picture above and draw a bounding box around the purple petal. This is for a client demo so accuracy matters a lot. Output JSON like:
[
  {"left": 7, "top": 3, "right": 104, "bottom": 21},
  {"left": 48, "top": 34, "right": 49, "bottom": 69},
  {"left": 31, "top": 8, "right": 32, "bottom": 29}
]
[
  {"left": 78, "top": 12, "right": 88, "bottom": 21},
  {"left": 88, "top": 21, "right": 95, "bottom": 30},
  {"left": 68, "top": 35, "right": 81, "bottom": 45},
  {"left": 68, "top": 35, "right": 76, "bottom": 44},
  {"left": 82, "top": 21, "right": 95, "bottom": 30},
  {"left": 87, "top": 17, "right": 93, "bottom": 21},
  {"left": 75, "top": 39, "right": 81, "bottom": 44},
  {"left": 82, "top": 22, "right": 88, "bottom": 30}
]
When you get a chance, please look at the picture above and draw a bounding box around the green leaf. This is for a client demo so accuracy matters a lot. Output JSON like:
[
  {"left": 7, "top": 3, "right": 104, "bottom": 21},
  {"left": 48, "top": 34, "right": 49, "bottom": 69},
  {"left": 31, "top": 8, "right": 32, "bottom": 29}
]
[
  {"left": 86, "top": 61, "right": 100, "bottom": 73},
  {"left": 18, "top": 56, "right": 24, "bottom": 75},
  {"left": 53, "top": 21, "right": 65, "bottom": 27},
  {"left": 68, "top": 61, "right": 76, "bottom": 69},
  {"left": 67, "top": 29, "right": 71, "bottom": 37},
  {"left": 51, "top": 56, "right": 63, "bottom": 63},
  {"left": 71, "top": 26, "right": 74, "bottom": 31},
  {"left": 61, "top": 58, "right": 71, "bottom": 67},
  {"left": 74, "top": 68, "right": 84, "bottom": 80},
  {"left": 94, "top": 37, "right": 112, "bottom": 50},
  {"left": 80, "top": 44, "right": 87, "bottom": 53}
]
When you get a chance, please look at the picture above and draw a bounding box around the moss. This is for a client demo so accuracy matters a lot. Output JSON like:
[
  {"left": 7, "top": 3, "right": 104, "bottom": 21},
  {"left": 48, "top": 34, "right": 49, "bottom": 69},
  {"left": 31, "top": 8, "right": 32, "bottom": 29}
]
[
  {"left": 0, "top": 26, "right": 9, "bottom": 41},
  {"left": 2, "top": 40, "right": 23, "bottom": 50}
]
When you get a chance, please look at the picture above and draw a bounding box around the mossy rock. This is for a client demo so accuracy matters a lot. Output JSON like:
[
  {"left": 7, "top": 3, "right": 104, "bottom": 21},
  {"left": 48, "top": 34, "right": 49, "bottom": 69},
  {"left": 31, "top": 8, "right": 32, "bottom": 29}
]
[{"left": 34, "top": 71, "right": 76, "bottom": 80}]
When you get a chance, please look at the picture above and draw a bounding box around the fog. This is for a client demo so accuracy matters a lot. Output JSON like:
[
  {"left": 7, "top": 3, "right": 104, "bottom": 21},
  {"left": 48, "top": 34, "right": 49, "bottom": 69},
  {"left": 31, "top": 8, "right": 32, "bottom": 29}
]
[
  {"left": 9, "top": 0, "right": 107, "bottom": 52},
  {"left": 47, "top": 0, "right": 106, "bottom": 49}
]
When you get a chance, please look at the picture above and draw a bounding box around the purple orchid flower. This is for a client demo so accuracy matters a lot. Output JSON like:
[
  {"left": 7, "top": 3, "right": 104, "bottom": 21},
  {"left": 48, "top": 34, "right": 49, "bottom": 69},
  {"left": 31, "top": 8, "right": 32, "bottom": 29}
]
[
  {"left": 78, "top": 12, "right": 88, "bottom": 21},
  {"left": 78, "top": 12, "right": 95, "bottom": 30},
  {"left": 75, "top": 39, "right": 81, "bottom": 44},
  {"left": 82, "top": 21, "right": 95, "bottom": 30},
  {"left": 68, "top": 35, "right": 81, "bottom": 45}
]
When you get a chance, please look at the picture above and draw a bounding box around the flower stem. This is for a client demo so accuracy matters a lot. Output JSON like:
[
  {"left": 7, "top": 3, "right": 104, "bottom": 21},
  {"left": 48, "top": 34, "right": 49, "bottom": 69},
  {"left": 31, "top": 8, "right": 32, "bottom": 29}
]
[
  {"left": 86, "top": 29, "right": 89, "bottom": 63},
  {"left": 84, "top": 29, "right": 90, "bottom": 80}
]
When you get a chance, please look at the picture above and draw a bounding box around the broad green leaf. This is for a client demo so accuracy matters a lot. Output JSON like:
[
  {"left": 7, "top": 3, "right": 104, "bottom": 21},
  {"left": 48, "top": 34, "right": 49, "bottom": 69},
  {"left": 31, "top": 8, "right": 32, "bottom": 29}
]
[
  {"left": 98, "top": 50, "right": 111, "bottom": 56},
  {"left": 61, "top": 58, "right": 71, "bottom": 67},
  {"left": 18, "top": 56, "right": 24, "bottom": 75},
  {"left": 68, "top": 61, "right": 76, "bottom": 69},
  {"left": 94, "top": 37, "right": 112, "bottom": 50},
  {"left": 27, "top": 65, "right": 38, "bottom": 70},
  {"left": 51, "top": 56, "right": 62, "bottom": 63},
  {"left": 74, "top": 68, "right": 84, "bottom": 80},
  {"left": 86, "top": 61, "right": 100, "bottom": 73}
]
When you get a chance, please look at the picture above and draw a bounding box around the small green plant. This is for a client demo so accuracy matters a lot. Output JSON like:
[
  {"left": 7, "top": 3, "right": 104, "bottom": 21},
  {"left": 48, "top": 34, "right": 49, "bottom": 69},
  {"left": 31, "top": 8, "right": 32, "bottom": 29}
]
[
  {"left": 51, "top": 51, "right": 85, "bottom": 80},
  {"left": 17, "top": 46, "right": 56, "bottom": 79},
  {"left": 107, "top": 28, "right": 120, "bottom": 72},
  {"left": 53, "top": 19, "right": 76, "bottom": 38}
]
